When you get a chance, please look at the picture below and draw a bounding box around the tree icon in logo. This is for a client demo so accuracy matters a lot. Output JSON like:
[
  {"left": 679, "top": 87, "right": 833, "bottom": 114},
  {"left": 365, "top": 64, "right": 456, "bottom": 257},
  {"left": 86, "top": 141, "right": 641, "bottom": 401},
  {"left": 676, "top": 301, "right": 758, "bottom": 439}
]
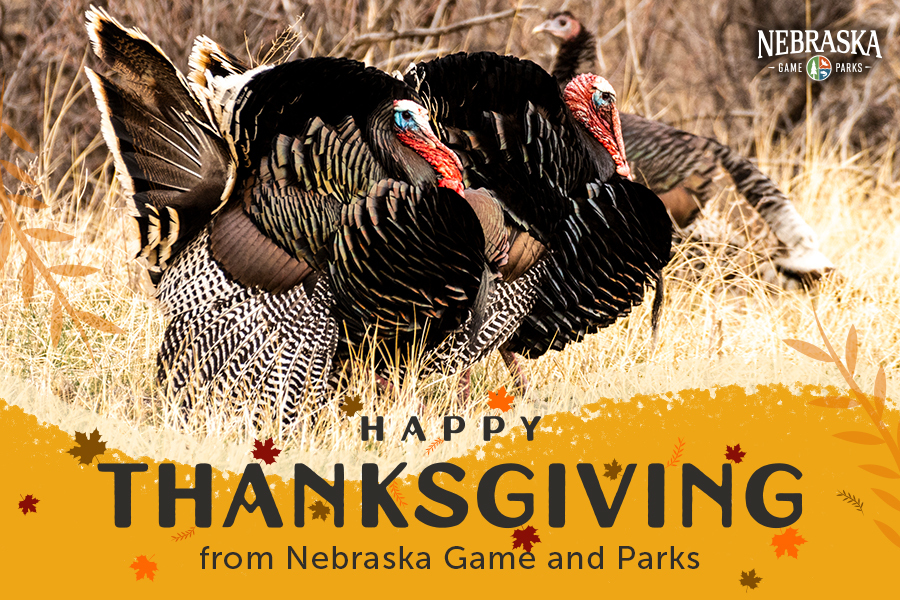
[{"left": 807, "top": 55, "right": 832, "bottom": 81}]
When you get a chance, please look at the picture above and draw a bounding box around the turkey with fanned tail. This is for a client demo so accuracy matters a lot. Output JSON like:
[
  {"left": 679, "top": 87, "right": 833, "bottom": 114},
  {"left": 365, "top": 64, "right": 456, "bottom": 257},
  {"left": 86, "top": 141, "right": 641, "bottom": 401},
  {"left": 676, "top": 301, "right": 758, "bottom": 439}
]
[{"left": 84, "top": 7, "right": 495, "bottom": 429}]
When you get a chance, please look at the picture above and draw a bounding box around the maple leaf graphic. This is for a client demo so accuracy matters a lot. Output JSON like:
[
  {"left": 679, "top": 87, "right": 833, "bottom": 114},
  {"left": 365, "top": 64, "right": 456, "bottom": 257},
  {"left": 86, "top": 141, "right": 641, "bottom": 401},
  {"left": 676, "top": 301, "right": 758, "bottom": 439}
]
[
  {"left": 488, "top": 386, "right": 514, "bottom": 412},
  {"left": 341, "top": 395, "right": 363, "bottom": 417},
  {"left": 18, "top": 494, "right": 39, "bottom": 515},
  {"left": 252, "top": 437, "right": 281, "bottom": 465},
  {"left": 725, "top": 443, "right": 746, "bottom": 464},
  {"left": 511, "top": 526, "right": 541, "bottom": 552},
  {"left": 309, "top": 500, "right": 331, "bottom": 522},
  {"left": 603, "top": 459, "right": 623, "bottom": 480},
  {"left": 771, "top": 527, "right": 807, "bottom": 558},
  {"left": 739, "top": 569, "right": 762, "bottom": 590},
  {"left": 130, "top": 555, "right": 158, "bottom": 581},
  {"left": 68, "top": 428, "right": 106, "bottom": 464}
]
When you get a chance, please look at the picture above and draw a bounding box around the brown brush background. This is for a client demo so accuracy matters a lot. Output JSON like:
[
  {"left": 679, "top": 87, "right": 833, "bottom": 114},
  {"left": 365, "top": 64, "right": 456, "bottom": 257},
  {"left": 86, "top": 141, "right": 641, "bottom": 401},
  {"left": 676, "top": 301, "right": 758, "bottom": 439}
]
[{"left": 0, "top": 0, "right": 897, "bottom": 460}]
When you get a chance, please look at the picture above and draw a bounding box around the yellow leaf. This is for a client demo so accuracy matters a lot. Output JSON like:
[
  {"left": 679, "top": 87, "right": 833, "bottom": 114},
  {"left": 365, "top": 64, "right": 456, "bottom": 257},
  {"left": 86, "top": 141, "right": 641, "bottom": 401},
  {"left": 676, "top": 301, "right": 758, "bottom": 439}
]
[
  {"left": 9, "top": 194, "right": 45, "bottom": 210},
  {"left": 23, "top": 228, "right": 74, "bottom": 243},
  {"left": 0, "top": 224, "right": 10, "bottom": 272},
  {"left": 833, "top": 431, "right": 885, "bottom": 445},
  {"left": 50, "top": 297, "right": 63, "bottom": 348},
  {"left": 0, "top": 121, "right": 35, "bottom": 153},
  {"left": 807, "top": 395, "right": 859, "bottom": 409},
  {"left": 874, "top": 520, "right": 900, "bottom": 549},
  {"left": 872, "top": 488, "right": 900, "bottom": 513},
  {"left": 859, "top": 464, "right": 900, "bottom": 479},
  {"left": 49, "top": 264, "right": 99, "bottom": 277},
  {"left": 0, "top": 159, "right": 36, "bottom": 186},
  {"left": 782, "top": 338, "right": 832, "bottom": 362},
  {"left": 844, "top": 325, "right": 857, "bottom": 377},
  {"left": 74, "top": 310, "right": 124, "bottom": 335},
  {"left": 20, "top": 260, "right": 34, "bottom": 307},
  {"left": 874, "top": 365, "right": 886, "bottom": 421}
]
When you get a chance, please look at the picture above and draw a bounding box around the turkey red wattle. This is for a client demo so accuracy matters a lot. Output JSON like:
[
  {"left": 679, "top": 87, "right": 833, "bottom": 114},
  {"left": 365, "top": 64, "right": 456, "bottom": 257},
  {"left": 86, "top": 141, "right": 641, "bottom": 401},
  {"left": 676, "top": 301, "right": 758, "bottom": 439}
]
[
  {"left": 564, "top": 73, "right": 631, "bottom": 180},
  {"left": 392, "top": 100, "right": 465, "bottom": 195}
]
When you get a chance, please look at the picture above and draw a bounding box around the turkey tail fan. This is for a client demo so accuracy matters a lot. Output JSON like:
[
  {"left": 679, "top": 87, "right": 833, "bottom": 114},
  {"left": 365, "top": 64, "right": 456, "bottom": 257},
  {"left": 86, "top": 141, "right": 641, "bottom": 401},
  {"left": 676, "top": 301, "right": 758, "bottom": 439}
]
[
  {"left": 85, "top": 6, "right": 234, "bottom": 283},
  {"left": 187, "top": 35, "right": 252, "bottom": 122},
  {"left": 188, "top": 35, "right": 249, "bottom": 89}
]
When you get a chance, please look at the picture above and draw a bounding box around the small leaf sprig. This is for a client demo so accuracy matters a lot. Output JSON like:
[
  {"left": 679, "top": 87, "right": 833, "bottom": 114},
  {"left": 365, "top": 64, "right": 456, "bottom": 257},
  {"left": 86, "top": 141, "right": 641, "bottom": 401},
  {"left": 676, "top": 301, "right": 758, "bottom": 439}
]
[
  {"left": 836, "top": 490, "right": 864, "bottom": 514},
  {"left": 784, "top": 308, "right": 900, "bottom": 549},
  {"left": 388, "top": 480, "right": 407, "bottom": 508},
  {"left": 171, "top": 527, "right": 196, "bottom": 542},
  {"left": 665, "top": 437, "right": 685, "bottom": 468},
  {"left": 0, "top": 93, "right": 122, "bottom": 362},
  {"left": 424, "top": 437, "right": 443, "bottom": 456}
]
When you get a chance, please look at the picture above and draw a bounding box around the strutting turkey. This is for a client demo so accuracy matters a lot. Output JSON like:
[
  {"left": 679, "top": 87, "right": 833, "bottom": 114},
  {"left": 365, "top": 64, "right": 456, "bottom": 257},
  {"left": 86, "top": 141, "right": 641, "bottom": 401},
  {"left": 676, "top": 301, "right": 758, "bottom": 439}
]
[
  {"left": 405, "top": 53, "right": 672, "bottom": 362},
  {"left": 178, "top": 45, "right": 670, "bottom": 387},
  {"left": 85, "top": 8, "right": 497, "bottom": 428},
  {"left": 533, "top": 11, "right": 834, "bottom": 289}
]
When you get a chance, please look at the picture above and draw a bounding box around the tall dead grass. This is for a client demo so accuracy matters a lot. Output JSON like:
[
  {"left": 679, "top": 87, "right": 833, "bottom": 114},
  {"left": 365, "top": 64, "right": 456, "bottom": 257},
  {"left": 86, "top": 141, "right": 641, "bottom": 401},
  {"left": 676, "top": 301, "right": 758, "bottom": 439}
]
[{"left": 0, "top": 0, "right": 897, "bottom": 474}]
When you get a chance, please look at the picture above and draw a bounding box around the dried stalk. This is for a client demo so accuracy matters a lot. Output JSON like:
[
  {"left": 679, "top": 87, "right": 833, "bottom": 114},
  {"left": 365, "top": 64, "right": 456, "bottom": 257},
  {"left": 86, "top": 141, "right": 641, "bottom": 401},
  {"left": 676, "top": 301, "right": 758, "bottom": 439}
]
[{"left": 348, "top": 6, "right": 542, "bottom": 50}]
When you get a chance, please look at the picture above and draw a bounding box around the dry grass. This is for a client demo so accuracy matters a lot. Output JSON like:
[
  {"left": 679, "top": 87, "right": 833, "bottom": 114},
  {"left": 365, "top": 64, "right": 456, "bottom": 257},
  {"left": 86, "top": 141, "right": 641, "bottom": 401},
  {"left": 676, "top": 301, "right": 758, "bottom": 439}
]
[{"left": 1, "top": 0, "right": 898, "bottom": 475}]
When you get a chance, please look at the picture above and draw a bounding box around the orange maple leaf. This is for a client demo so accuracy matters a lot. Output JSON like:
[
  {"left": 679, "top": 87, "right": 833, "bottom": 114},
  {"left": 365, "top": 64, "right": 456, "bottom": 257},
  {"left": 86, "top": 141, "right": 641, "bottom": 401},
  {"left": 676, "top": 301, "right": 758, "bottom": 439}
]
[
  {"left": 130, "top": 555, "right": 158, "bottom": 581},
  {"left": 488, "top": 386, "right": 514, "bottom": 412},
  {"left": 511, "top": 525, "right": 541, "bottom": 552},
  {"left": 68, "top": 428, "right": 106, "bottom": 464},
  {"left": 771, "top": 527, "right": 807, "bottom": 558}
]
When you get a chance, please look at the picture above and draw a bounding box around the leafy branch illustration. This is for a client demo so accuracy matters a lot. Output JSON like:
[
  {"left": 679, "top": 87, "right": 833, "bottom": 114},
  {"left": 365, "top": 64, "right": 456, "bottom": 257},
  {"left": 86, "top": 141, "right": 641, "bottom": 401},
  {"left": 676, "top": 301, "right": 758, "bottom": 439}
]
[
  {"left": 784, "top": 309, "right": 900, "bottom": 549},
  {"left": 388, "top": 480, "right": 407, "bottom": 508},
  {"left": 665, "top": 437, "right": 685, "bottom": 468},
  {"left": 424, "top": 437, "right": 443, "bottom": 457},
  {"left": 0, "top": 96, "right": 122, "bottom": 363},
  {"left": 836, "top": 490, "right": 864, "bottom": 514},
  {"left": 171, "top": 527, "right": 196, "bottom": 542}
]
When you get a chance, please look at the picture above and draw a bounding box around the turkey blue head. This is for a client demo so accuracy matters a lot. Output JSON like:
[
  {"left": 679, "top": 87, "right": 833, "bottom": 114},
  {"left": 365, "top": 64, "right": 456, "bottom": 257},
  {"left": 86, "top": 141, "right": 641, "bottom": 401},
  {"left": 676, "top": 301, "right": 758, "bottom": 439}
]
[
  {"left": 391, "top": 99, "right": 464, "bottom": 195},
  {"left": 564, "top": 73, "right": 631, "bottom": 179}
]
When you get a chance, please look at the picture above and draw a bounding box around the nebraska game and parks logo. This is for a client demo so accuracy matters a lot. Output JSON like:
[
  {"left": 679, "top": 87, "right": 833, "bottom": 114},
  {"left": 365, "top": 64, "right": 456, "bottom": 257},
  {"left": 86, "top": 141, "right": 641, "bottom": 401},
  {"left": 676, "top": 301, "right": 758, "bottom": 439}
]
[
  {"left": 806, "top": 55, "right": 832, "bottom": 81},
  {"left": 757, "top": 29, "right": 880, "bottom": 77}
]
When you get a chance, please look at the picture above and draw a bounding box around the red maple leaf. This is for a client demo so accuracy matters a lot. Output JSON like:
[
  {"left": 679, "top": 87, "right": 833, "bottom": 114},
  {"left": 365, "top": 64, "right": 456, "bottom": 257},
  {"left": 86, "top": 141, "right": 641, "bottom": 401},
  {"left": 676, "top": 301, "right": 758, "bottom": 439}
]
[
  {"left": 725, "top": 443, "right": 746, "bottom": 463},
  {"left": 252, "top": 438, "right": 281, "bottom": 465},
  {"left": 511, "top": 525, "right": 541, "bottom": 552},
  {"left": 130, "top": 555, "right": 158, "bottom": 581},
  {"left": 771, "top": 527, "right": 807, "bottom": 558},
  {"left": 488, "top": 386, "right": 515, "bottom": 412},
  {"left": 18, "top": 494, "right": 39, "bottom": 515}
]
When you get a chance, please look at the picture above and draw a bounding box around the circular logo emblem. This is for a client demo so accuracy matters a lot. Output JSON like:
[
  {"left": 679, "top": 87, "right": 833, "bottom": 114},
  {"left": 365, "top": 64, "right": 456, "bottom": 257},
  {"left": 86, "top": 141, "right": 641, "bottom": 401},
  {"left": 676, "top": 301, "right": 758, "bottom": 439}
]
[{"left": 806, "top": 55, "right": 832, "bottom": 81}]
